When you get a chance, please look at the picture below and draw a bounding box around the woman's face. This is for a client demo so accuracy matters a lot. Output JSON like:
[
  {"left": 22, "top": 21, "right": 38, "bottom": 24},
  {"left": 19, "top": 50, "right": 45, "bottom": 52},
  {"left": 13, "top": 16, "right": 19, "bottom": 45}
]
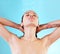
[{"left": 22, "top": 10, "right": 39, "bottom": 27}]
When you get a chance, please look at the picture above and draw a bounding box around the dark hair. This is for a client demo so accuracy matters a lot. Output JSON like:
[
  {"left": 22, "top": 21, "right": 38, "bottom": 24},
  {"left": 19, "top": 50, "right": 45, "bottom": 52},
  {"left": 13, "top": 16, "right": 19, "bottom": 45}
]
[
  {"left": 21, "top": 15, "right": 24, "bottom": 29},
  {"left": 21, "top": 14, "right": 37, "bottom": 38}
]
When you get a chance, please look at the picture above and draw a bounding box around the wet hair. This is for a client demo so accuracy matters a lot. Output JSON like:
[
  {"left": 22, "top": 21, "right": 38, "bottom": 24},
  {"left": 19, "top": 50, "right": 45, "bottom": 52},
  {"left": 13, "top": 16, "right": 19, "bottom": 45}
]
[
  {"left": 21, "top": 11, "right": 38, "bottom": 38},
  {"left": 21, "top": 15, "right": 24, "bottom": 29}
]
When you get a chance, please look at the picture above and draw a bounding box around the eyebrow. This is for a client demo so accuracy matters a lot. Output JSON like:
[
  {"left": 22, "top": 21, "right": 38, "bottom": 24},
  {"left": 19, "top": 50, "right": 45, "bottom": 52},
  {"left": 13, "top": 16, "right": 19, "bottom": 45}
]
[{"left": 25, "top": 13, "right": 37, "bottom": 16}]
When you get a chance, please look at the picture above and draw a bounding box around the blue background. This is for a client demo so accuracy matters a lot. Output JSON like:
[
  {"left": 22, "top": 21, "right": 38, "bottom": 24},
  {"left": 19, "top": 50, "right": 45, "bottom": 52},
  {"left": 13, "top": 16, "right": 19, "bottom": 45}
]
[{"left": 0, "top": 0, "right": 60, "bottom": 54}]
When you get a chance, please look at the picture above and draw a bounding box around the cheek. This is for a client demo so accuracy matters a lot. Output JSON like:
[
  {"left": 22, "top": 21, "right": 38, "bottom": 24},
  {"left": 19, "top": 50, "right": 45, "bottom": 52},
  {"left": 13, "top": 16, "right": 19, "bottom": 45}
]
[
  {"left": 35, "top": 19, "right": 38, "bottom": 23},
  {"left": 23, "top": 17, "right": 26, "bottom": 22},
  {"left": 23, "top": 17, "right": 30, "bottom": 22},
  {"left": 36, "top": 19, "right": 39, "bottom": 25},
  {"left": 23, "top": 18, "right": 29, "bottom": 25}
]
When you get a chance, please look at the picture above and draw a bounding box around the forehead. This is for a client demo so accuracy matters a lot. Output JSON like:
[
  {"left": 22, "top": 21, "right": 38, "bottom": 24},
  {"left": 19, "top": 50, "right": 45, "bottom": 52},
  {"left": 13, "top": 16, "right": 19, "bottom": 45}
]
[{"left": 24, "top": 10, "right": 37, "bottom": 15}]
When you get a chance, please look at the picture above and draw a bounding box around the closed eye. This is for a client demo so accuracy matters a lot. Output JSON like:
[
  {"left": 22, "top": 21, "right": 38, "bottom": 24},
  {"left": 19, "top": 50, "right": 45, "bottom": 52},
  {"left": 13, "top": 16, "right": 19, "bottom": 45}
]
[
  {"left": 33, "top": 15, "right": 36, "bottom": 17},
  {"left": 26, "top": 14, "right": 29, "bottom": 16}
]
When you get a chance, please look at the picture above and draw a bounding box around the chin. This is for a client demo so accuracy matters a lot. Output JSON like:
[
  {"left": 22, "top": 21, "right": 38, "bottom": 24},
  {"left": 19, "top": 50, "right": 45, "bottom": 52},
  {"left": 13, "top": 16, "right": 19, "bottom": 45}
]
[{"left": 26, "top": 23, "right": 37, "bottom": 27}]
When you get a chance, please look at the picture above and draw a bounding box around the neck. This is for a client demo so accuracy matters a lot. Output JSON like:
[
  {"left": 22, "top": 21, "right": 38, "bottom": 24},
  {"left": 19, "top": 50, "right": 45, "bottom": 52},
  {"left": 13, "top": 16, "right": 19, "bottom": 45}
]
[{"left": 22, "top": 26, "right": 37, "bottom": 41}]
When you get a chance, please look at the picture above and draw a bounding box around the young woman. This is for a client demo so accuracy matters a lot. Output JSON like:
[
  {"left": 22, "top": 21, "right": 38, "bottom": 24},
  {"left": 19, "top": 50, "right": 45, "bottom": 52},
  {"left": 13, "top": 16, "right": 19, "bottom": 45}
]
[{"left": 0, "top": 10, "right": 60, "bottom": 54}]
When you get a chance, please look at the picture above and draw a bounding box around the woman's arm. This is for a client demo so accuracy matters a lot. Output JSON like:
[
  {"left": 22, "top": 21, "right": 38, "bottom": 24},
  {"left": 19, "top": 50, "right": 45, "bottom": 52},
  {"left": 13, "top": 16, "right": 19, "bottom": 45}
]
[
  {"left": 41, "top": 20, "right": 60, "bottom": 47},
  {"left": 0, "top": 17, "right": 24, "bottom": 32},
  {"left": 36, "top": 20, "right": 60, "bottom": 33}
]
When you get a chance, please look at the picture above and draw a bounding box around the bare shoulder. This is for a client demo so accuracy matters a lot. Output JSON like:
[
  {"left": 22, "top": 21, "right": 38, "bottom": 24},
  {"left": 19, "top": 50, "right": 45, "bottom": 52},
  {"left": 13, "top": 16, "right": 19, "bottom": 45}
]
[
  {"left": 8, "top": 33, "right": 20, "bottom": 43},
  {"left": 36, "top": 38, "right": 43, "bottom": 43},
  {"left": 36, "top": 37, "right": 48, "bottom": 46},
  {"left": 10, "top": 33, "right": 19, "bottom": 39},
  {"left": 39, "top": 35, "right": 50, "bottom": 46},
  {"left": 41, "top": 34, "right": 50, "bottom": 42}
]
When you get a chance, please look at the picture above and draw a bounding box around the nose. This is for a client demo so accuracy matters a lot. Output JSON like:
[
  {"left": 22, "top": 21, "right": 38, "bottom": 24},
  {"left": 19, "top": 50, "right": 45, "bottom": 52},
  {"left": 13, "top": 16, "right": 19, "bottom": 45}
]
[
  {"left": 29, "top": 16, "right": 35, "bottom": 21},
  {"left": 29, "top": 15, "right": 34, "bottom": 19}
]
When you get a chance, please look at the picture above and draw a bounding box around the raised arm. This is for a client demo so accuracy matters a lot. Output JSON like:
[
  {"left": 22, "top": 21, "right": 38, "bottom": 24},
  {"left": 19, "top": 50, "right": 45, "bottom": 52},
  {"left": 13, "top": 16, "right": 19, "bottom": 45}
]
[
  {"left": 41, "top": 20, "right": 60, "bottom": 47},
  {"left": 0, "top": 24, "right": 12, "bottom": 42},
  {"left": 0, "top": 23, "right": 19, "bottom": 43},
  {"left": 0, "top": 17, "right": 24, "bottom": 32},
  {"left": 36, "top": 20, "right": 60, "bottom": 33}
]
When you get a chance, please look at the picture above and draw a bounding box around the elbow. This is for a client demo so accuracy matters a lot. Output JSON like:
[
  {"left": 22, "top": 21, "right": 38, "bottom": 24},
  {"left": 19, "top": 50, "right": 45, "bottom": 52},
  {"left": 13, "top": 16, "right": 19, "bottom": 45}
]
[
  {"left": 56, "top": 20, "right": 60, "bottom": 22},
  {"left": 0, "top": 18, "right": 4, "bottom": 23},
  {"left": 0, "top": 17, "right": 3, "bottom": 19}
]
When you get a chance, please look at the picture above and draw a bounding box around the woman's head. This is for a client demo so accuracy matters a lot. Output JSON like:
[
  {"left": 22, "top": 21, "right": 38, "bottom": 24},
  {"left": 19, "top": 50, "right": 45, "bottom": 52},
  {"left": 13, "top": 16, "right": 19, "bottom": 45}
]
[{"left": 21, "top": 10, "right": 39, "bottom": 28}]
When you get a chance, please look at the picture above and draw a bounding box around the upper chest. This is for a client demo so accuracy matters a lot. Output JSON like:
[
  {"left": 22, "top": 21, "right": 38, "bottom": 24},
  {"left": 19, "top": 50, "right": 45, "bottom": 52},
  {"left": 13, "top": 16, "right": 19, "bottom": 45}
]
[
  {"left": 9, "top": 37, "right": 47, "bottom": 50},
  {"left": 9, "top": 37, "right": 48, "bottom": 54}
]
